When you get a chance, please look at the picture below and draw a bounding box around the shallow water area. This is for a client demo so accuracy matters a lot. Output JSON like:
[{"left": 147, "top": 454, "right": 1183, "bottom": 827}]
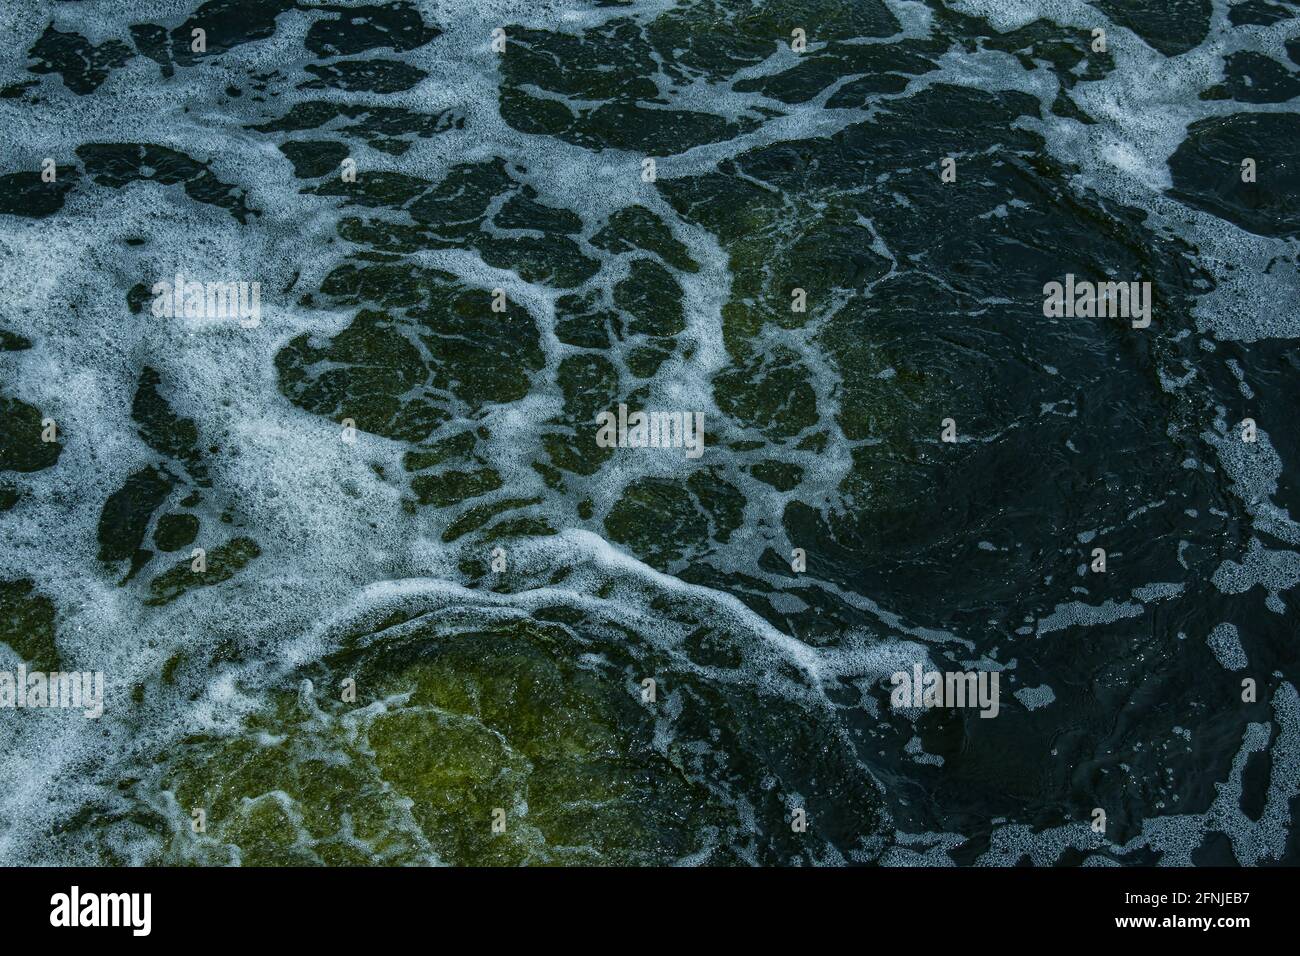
[{"left": 0, "top": 0, "right": 1298, "bottom": 866}]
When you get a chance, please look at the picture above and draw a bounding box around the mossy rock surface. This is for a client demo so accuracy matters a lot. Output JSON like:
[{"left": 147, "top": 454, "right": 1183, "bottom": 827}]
[
  {"left": 160, "top": 621, "right": 721, "bottom": 864},
  {"left": 0, "top": 396, "right": 62, "bottom": 473},
  {"left": 151, "top": 612, "right": 883, "bottom": 865},
  {"left": 0, "top": 579, "right": 60, "bottom": 671}
]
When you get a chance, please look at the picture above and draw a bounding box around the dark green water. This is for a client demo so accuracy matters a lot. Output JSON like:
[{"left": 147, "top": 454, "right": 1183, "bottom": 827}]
[{"left": 0, "top": 0, "right": 1298, "bottom": 866}]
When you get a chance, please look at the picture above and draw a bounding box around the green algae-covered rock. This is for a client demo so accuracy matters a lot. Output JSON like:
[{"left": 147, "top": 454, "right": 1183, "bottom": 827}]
[
  {"left": 0, "top": 578, "right": 60, "bottom": 671},
  {"left": 145, "top": 537, "right": 261, "bottom": 606},
  {"left": 0, "top": 395, "right": 62, "bottom": 473},
  {"left": 150, "top": 611, "right": 884, "bottom": 865},
  {"left": 158, "top": 619, "right": 728, "bottom": 864}
]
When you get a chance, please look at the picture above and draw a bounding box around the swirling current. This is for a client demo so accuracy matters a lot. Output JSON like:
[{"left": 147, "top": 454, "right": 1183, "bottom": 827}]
[{"left": 1, "top": 0, "right": 1299, "bottom": 866}]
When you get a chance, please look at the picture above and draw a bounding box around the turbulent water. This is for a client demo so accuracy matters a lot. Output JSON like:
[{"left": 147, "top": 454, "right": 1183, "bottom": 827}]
[{"left": 0, "top": 0, "right": 1298, "bottom": 866}]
